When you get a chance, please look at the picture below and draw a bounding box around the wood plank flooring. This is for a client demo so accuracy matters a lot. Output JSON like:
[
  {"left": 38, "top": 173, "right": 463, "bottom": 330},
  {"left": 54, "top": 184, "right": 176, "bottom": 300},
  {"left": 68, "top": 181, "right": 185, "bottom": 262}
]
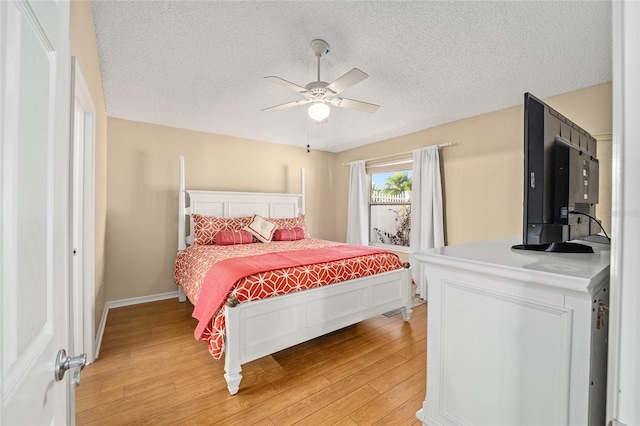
[{"left": 76, "top": 298, "right": 427, "bottom": 425}]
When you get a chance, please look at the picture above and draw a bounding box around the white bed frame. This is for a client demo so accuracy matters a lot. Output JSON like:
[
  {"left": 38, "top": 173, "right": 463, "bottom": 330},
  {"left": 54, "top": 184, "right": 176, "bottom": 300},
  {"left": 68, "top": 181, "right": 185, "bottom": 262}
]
[{"left": 176, "top": 156, "right": 413, "bottom": 394}]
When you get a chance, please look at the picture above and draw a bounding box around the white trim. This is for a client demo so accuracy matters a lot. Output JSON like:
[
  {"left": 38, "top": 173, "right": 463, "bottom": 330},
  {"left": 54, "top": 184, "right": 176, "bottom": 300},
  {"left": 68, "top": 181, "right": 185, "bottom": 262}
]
[
  {"left": 70, "top": 56, "right": 97, "bottom": 364},
  {"left": 94, "top": 304, "right": 109, "bottom": 360},
  {"left": 369, "top": 241, "right": 411, "bottom": 254},
  {"left": 367, "top": 158, "right": 412, "bottom": 172},
  {"left": 607, "top": 2, "right": 640, "bottom": 424},
  {"left": 93, "top": 291, "right": 180, "bottom": 359}
]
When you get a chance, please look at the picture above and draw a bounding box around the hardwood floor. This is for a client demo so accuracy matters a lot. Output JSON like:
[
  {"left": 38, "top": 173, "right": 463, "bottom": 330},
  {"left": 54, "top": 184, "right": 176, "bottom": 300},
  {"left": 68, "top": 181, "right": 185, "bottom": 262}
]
[{"left": 76, "top": 298, "right": 427, "bottom": 425}]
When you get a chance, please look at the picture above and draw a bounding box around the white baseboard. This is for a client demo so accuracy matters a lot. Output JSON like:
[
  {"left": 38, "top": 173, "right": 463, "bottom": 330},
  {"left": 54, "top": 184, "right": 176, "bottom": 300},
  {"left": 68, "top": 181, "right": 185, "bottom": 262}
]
[
  {"left": 105, "top": 291, "right": 179, "bottom": 309},
  {"left": 93, "top": 290, "right": 180, "bottom": 359},
  {"left": 94, "top": 305, "right": 109, "bottom": 359}
]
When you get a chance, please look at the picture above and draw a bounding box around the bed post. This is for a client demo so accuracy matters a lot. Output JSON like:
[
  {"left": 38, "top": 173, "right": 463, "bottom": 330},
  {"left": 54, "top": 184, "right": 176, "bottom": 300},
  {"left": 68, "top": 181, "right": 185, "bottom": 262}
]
[
  {"left": 178, "top": 155, "right": 186, "bottom": 251},
  {"left": 177, "top": 156, "right": 187, "bottom": 302},
  {"left": 300, "top": 168, "right": 305, "bottom": 216}
]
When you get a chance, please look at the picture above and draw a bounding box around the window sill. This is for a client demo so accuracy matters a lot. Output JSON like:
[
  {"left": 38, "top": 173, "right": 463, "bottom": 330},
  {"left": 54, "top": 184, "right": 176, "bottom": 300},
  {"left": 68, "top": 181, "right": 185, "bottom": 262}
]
[{"left": 369, "top": 242, "right": 412, "bottom": 254}]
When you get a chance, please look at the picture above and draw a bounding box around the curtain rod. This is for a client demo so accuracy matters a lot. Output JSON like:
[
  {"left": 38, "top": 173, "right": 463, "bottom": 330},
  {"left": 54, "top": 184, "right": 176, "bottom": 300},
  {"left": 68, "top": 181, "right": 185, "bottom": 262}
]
[{"left": 341, "top": 141, "right": 456, "bottom": 166}]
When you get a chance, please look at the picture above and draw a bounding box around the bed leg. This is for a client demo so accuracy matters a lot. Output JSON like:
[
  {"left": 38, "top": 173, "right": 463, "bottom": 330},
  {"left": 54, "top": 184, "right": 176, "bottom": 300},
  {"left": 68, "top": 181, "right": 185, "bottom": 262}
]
[
  {"left": 401, "top": 306, "right": 413, "bottom": 322},
  {"left": 224, "top": 302, "right": 242, "bottom": 395},
  {"left": 402, "top": 264, "right": 413, "bottom": 322},
  {"left": 178, "top": 286, "right": 186, "bottom": 302},
  {"left": 224, "top": 366, "right": 243, "bottom": 395}
]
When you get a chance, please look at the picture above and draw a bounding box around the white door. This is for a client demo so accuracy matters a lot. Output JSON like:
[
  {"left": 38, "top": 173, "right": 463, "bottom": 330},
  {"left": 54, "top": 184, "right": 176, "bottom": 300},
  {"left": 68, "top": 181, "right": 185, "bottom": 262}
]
[{"left": 1, "top": 1, "right": 76, "bottom": 424}]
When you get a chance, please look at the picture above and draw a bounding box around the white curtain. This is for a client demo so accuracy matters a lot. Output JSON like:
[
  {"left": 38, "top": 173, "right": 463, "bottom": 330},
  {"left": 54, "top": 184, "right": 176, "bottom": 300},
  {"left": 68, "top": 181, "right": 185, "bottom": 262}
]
[
  {"left": 346, "top": 160, "right": 369, "bottom": 245},
  {"left": 410, "top": 146, "right": 444, "bottom": 298}
]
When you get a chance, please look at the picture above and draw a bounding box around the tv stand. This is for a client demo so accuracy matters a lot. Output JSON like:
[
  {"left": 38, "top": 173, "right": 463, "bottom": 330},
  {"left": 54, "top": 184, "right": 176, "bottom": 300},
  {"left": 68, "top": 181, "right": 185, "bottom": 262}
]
[
  {"left": 411, "top": 236, "right": 610, "bottom": 426},
  {"left": 512, "top": 241, "right": 594, "bottom": 253}
]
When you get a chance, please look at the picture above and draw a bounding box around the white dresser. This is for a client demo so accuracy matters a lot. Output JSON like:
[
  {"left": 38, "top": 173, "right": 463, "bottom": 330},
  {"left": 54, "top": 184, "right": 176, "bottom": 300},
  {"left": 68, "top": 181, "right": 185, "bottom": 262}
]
[{"left": 411, "top": 236, "right": 610, "bottom": 426}]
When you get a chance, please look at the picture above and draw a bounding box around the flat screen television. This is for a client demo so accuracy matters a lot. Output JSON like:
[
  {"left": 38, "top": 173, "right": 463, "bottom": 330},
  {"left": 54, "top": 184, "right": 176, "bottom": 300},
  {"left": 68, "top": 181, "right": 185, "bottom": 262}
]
[{"left": 513, "top": 93, "right": 603, "bottom": 253}]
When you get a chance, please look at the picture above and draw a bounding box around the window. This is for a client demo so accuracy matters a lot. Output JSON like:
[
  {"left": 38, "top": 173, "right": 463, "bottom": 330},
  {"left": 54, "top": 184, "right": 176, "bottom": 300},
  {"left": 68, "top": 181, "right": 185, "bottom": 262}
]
[{"left": 368, "top": 163, "right": 412, "bottom": 249}]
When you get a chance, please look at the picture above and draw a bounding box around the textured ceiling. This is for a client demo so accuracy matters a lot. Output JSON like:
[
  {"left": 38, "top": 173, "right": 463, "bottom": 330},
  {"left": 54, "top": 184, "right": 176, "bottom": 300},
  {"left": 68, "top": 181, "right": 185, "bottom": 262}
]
[{"left": 92, "top": 1, "right": 612, "bottom": 153}]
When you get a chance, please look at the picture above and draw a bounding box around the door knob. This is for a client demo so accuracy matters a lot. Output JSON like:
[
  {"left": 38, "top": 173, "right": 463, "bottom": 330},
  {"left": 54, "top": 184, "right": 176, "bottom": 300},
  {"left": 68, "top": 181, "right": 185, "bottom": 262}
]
[{"left": 54, "top": 349, "right": 87, "bottom": 387}]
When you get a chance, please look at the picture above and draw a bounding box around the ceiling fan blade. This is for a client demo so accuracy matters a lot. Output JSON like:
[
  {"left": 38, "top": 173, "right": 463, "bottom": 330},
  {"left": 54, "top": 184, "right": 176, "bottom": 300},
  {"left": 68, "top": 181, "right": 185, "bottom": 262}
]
[
  {"left": 325, "top": 68, "right": 368, "bottom": 94},
  {"left": 264, "top": 76, "right": 308, "bottom": 93},
  {"left": 261, "top": 99, "right": 310, "bottom": 113},
  {"left": 331, "top": 97, "right": 379, "bottom": 113}
]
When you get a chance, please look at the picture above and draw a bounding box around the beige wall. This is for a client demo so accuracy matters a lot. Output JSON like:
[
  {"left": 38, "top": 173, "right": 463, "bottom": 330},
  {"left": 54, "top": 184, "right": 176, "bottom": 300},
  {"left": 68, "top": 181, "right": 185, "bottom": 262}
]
[
  {"left": 70, "top": 0, "right": 108, "bottom": 329},
  {"left": 105, "top": 119, "right": 336, "bottom": 301},
  {"left": 105, "top": 83, "right": 611, "bottom": 301},
  {"left": 334, "top": 83, "right": 612, "bottom": 248},
  {"left": 543, "top": 84, "right": 613, "bottom": 234}
]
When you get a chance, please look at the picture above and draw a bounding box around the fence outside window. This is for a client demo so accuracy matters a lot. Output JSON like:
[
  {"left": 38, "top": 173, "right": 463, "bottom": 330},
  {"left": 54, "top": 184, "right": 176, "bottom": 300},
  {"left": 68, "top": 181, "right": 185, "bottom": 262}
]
[
  {"left": 371, "top": 190, "right": 411, "bottom": 203},
  {"left": 370, "top": 189, "right": 411, "bottom": 247}
]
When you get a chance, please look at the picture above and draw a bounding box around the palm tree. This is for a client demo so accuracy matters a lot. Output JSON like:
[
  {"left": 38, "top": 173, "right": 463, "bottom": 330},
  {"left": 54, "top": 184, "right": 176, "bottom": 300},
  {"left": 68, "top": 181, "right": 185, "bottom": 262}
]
[{"left": 383, "top": 172, "right": 412, "bottom": 196}]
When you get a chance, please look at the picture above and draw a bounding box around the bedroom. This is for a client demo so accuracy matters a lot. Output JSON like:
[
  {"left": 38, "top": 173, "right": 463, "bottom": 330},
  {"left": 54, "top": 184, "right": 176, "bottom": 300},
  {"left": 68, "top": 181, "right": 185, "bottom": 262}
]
[
  {"left": 75, "top": 0, "right": 615, "bottom": 423},
  {"left": 4, "top": 0, "right": 637, "bottom": 425},
  {"left": 83, "top": 1, "right": 614, "bottom": 307}
]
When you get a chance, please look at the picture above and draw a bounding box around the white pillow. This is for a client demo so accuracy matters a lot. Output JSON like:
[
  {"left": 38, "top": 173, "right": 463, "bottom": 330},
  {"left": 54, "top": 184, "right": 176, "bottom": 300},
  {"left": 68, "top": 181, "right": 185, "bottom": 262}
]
[{"left": 244, "top": 214, "right": 277, "bottom": 243}]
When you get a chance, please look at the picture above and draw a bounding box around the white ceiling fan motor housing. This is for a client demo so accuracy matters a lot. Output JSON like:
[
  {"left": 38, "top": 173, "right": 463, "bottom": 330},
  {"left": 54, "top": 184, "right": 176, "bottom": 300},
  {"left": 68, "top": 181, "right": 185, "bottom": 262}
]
[{"left": 310, "top": 39, "right": 330, "bottom": 57}]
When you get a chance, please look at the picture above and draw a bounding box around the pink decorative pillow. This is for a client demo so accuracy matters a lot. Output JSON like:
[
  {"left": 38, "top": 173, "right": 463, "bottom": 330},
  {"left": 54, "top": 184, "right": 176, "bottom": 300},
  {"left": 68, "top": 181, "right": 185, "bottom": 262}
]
[
  {"left": 214, "top": 230, "right": 255, "bottom": 245},
  {"left": 273, "top": 227, "right": 305, "bottom": 241},
  {"left": 192, "top": 214, "right": 253, "bottom": 245},
  {"left": 244, "top": 214, "right": 277, "bottom": 243},
  {"left": 268, "top": 215, "right": 309, "bottom": 238}
]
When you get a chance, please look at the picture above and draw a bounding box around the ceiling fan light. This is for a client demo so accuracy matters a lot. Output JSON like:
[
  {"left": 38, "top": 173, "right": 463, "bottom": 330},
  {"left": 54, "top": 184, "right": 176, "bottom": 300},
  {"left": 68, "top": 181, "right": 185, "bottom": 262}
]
[{"left": 308, "top": 101, "right": 330, "bottom": 121}]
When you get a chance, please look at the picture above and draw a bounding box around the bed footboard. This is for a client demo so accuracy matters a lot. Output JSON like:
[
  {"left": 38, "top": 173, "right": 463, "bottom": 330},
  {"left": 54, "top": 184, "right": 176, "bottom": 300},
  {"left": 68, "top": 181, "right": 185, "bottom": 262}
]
[{"left": 223, "top": 266, "right": 412, "bottom": 395}]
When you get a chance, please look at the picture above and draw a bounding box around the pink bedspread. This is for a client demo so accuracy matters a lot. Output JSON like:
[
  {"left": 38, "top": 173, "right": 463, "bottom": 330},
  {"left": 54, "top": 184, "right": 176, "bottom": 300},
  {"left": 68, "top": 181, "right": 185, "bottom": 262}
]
[{"left": 192, "top": 245, "right": 388, "bottom": 339}]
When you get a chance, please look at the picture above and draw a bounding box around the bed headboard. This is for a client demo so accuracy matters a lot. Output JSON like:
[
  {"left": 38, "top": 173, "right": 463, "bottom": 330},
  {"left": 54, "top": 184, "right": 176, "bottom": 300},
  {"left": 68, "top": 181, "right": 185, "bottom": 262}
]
[{"left": 178, "top": 156, "right": 305, "bottom": 251}]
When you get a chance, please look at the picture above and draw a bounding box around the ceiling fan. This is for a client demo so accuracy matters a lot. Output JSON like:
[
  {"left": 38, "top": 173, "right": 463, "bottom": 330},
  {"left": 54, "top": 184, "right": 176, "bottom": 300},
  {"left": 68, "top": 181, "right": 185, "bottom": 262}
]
[{"left": 262, "top": 39, "right": 379, "bottom": 124}]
